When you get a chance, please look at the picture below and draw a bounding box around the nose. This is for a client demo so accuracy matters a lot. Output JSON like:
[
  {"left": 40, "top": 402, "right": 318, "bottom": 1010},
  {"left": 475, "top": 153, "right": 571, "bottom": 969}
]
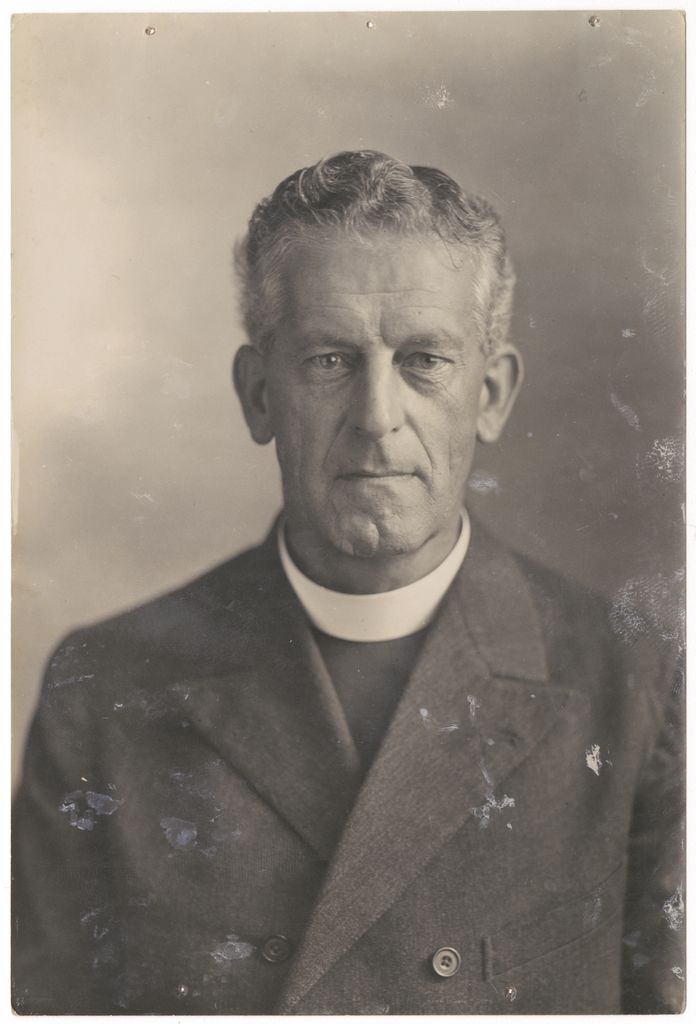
[{"left": 349, "top": 357, "right": 406, "bottom": 438}]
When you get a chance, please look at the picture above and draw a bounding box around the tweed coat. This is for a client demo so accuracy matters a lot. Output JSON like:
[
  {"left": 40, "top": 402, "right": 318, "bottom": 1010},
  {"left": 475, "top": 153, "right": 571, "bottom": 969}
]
[{"left": 12, "top": 518, "right": 684, "bottom": 1014}]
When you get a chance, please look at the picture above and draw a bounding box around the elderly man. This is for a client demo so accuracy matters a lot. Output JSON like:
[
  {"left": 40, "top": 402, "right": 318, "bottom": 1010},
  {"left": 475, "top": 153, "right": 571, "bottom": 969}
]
[{"left": 13, "top": 151, "right": 684, "bottom": 1014}]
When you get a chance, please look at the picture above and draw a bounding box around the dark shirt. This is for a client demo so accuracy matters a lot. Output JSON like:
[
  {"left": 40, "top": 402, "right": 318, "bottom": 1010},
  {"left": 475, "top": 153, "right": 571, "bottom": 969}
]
[{"left": 314, "top": 628, "right": 429, "bottom": 775}]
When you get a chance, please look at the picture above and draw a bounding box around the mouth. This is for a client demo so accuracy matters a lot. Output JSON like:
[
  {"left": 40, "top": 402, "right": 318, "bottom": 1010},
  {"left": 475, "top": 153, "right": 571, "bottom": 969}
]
[{"left": 338, "top": 470, "right": 415, "bottom": 480}]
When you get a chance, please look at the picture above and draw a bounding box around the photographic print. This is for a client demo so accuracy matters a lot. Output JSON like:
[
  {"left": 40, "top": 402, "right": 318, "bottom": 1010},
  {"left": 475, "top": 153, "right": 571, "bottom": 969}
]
[{"left": 11, "top": 11, "right": 685, "bottom": 1014}]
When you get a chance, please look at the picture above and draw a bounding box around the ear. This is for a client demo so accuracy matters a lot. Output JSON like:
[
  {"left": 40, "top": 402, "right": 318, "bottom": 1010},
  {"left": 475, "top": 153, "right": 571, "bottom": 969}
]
[
  {"left": 476, "top": 344, "right": 524, "bottom": 444},
  {"left": 232, "top": 345, "right": 275, "bottom": 445}
]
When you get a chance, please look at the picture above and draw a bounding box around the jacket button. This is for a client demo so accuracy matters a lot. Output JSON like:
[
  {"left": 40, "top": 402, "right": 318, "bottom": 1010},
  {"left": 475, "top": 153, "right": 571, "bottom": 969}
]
[
  {"left": 262, "top": 934, "right": 292, "bottom": 963},
  {"left": 431, "top": 946, "right": 461, "bottom": 978},
  {"left": 174, "top": 983, "right": 189, "bottom": 999}
]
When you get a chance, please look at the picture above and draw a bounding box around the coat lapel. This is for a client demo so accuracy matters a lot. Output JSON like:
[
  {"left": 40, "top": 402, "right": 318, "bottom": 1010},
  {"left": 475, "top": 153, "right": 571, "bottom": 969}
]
[
  {"left": 276, "top": 521, "right": 587, "bottom": 1011},
  {"left": 175, "top": 528, "right": 362, "bottom": 861}
]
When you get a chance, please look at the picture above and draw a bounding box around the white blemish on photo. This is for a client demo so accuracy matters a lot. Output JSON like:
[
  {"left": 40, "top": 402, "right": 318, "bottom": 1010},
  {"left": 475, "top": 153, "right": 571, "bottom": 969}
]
[
  {"left": 644, "top": 437, "right": 684, "bottom": 482},
  {"left": 610, "top": 569, "right": 685, "bottom": 648},
  {"left": 419, "top": 707, "right": 459, "bottom": 733},
  {"left": 472, "top": 790, "right": 515, "bottom": 829},
  {"left": 209, "top": 934, "right": 256, "bottom": 963},
  {"left": 160, "top": 817, "right": 198, "bottom": 850},
  {"left": 583, "top": 893, "right": 602, "bottom": 930},
  {"left": 635, "top": 67, "right": 657, "bottom": 109},
  {"left": 585, "top": 744, "right": 603, "bottom": 776},
  {"left": 472, "top": 762, "right": 514, "bottom": 828},
  {"left": 662, "top": 887, "right": 684, "bottom": 931},
  {"left": 468, "top": 470, "right": 501, "bottom": 495},
  {"left": 59, "top": 789, "right": 122, "bottom": 831},
  {"left": 467, "top": 695, "right": 481, "bottom": 720},
  {"left": 424, "top": 83, "right": 453, "bottom": 109},
  {"left": 610, "top": 392, "right": 641, "bottom": 431}
]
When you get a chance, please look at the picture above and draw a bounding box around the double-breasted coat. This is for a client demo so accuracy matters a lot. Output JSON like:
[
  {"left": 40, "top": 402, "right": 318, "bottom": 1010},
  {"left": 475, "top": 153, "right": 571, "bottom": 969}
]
[{"left": 12, "top": 519, "right": 684, "bottom": 1014}]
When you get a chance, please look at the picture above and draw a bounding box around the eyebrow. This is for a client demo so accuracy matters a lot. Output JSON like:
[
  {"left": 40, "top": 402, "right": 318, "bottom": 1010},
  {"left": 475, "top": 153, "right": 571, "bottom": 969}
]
[
  {"left": 291, "top": 330, "right": 462, "bottom": 353},
  {"left": 319, "top": 289, "right": 442, "bottom": 297},
  {"left": 400, "top": 331, "right": 460, "bottom": 347},
  {"left": 292, "top": 334, "right": 355, "bottom": 352},
  {"left": 297, "top": 302, "right": 455, "bottom": 313}
]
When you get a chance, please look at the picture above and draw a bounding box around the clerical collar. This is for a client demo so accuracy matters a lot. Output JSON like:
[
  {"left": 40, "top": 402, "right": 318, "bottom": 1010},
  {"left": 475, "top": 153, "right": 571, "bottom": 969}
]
[{"left": 278, "top": 511, "right": 470, "bottom": 643}]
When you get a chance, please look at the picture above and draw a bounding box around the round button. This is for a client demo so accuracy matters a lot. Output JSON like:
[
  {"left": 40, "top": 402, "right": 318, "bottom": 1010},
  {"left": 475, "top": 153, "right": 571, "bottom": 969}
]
[
  {"left": 262, "top": 934, "right": 292, "bottom": 963},
  {"left": 504, "top": 984, "right": 517, "bottom": 1003},
  {"left": 431, "top": 946, "right": 461, "bottom": 978},
  {"left": 174, "top": 983, "right": 189, "bottom": 999}
]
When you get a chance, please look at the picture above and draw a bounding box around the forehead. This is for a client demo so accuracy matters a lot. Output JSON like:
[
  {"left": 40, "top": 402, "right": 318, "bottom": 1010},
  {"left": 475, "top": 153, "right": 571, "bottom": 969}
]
[{"left": 282, "top": 233, "right": 480, "bottom": 340}]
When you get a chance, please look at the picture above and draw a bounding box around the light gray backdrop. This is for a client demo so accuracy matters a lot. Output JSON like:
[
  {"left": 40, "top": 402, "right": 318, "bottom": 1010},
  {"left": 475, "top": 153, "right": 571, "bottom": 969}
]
[{"left": 12, "top": 11, "right": 685, "bottom": 785}]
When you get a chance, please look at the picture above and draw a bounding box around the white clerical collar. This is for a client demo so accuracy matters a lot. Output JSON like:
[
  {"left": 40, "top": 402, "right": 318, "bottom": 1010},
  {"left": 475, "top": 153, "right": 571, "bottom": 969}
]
[{"left": 278, "top": 511, "right": 470, "bottom": 643}]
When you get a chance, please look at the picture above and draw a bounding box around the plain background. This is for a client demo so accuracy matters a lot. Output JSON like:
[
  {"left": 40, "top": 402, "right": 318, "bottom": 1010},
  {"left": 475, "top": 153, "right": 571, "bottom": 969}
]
[{"left": 12, "top": 11, "right": 685, "bottom": 787}]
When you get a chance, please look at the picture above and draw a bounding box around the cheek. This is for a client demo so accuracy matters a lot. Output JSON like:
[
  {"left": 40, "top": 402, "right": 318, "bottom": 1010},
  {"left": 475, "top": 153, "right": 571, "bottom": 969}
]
[
  {"left": 418, "top": 392, "right": 479, "bottom": 475},
  {"left": 270, "top": 390, "right": 337, "bottom": 489},
  {"left": 447, "top": 429, "right": 477, "bottom": 481}
]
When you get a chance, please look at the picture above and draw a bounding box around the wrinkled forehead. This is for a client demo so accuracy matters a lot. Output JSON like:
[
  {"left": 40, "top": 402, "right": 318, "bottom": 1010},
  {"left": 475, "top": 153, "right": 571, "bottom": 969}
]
[{"left": 280, "top": 231, "right": 483, "bottom": 342}]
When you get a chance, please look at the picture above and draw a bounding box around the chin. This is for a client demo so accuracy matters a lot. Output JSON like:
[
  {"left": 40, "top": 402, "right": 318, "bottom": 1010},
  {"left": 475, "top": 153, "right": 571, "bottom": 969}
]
[{"left": 327, "top": 507, "right": 430, "bottom": 560}]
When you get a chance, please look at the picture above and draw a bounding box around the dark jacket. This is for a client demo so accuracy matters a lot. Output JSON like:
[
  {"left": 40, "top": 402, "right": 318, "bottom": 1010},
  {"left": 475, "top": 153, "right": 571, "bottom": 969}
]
[{"left": 12, "top": 519, "right": 685, "bottom": 1014}]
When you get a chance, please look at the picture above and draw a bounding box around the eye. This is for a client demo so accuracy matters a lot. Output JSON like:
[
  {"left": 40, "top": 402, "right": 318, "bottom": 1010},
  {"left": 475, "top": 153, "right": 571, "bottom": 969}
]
[
  {"left": 402, "top": 352, "right": 450, "bottom": 371},
  {"left": 309, "top": 352, "right": 349, "bottom": 371}
]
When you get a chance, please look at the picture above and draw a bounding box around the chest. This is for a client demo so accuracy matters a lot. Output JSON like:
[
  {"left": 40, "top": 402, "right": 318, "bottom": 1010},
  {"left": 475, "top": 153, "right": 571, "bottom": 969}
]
[{"left": 90, "top": 692, "right": 637, "bottom": 1013}]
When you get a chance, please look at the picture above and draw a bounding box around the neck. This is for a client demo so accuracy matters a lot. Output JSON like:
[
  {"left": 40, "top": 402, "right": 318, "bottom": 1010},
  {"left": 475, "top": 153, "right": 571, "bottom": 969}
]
[{"left": 284, "top": 516, "right": 463, "bottom": 594}]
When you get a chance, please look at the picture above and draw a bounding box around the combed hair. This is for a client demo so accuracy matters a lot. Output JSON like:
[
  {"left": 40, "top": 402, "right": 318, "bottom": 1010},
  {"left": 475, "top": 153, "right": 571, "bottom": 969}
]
[{"left": 235, "top": 150, "right": 515, "bottom": 354}]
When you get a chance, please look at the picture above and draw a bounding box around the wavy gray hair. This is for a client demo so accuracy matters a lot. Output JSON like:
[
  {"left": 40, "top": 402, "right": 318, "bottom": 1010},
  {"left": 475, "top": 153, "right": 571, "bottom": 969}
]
[{"left": 235, "top": 150, "right": 515, "bottom": 355}]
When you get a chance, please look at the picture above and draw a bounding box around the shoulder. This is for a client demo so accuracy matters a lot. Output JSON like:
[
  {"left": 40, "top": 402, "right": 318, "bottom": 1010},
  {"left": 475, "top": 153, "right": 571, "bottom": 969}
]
[
  {"left": 467, "top": 517, "right": 614, "bottom": 651},
  {"left": 513, "top": 541, "right": 680, "bottom": 666},
  {"left": 41, "top": 527, "right": 284, "bottom": 705},
  {"left": 513, "top": 547, "right": 613, "bottom": 647},
  {"left": 496, "top": 530, "right": 682, "bottom": 748}
]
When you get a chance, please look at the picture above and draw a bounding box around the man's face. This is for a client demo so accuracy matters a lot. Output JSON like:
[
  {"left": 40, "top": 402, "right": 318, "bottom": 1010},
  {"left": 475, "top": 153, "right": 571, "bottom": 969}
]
[{"left": 238, "top": 232, "right": 518, "bottom": 567}]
